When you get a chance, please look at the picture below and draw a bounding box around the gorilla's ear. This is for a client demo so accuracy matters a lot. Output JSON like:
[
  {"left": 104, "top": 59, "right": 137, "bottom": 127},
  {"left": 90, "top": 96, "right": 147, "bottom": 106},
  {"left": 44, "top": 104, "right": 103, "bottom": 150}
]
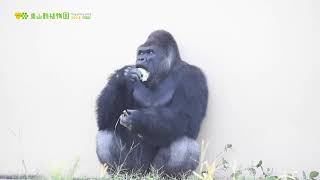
[
  {"left": 166, "top": 45, "right": 178, "bottom": 67},
  {"left": 156, "top": 46, "right": 174, "bottom": 76},
  {"left": 161, "top": 46, "right": 173, "bottom": 71}
]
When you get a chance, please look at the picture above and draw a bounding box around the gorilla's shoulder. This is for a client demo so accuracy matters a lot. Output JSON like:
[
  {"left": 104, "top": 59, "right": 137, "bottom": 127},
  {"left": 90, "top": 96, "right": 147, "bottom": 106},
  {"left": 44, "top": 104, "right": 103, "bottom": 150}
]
[{"left": 175, "top": 62, "right": 207, "bottom": 82}]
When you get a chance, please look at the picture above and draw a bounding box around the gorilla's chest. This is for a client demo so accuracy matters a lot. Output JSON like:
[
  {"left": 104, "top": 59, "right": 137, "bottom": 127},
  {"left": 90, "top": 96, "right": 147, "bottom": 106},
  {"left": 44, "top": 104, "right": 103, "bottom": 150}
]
[{"left": 133, "top": 78, "right": 176, "bottom": 108}]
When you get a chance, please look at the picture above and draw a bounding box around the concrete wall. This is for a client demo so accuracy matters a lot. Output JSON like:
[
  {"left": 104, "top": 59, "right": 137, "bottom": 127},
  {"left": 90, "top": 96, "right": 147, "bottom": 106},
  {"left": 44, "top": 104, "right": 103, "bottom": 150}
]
[{"left": 1, "top": 0, "right": 319, "bottom": 176}]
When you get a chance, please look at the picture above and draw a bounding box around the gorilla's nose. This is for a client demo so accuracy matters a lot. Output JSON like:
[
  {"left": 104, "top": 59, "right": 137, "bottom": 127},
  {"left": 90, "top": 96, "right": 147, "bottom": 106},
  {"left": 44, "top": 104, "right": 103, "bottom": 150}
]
[{"left": 137, "top": 57, "right": 145, "bottom": 62}]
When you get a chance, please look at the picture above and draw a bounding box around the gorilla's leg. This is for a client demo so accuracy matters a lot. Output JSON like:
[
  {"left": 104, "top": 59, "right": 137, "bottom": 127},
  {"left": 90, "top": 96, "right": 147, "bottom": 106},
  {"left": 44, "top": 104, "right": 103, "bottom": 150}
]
[
  {"left": 96, "top": 130, "right": 122, "bottom": 167},
  {"left": 152, "top": 136, "right": 200, "bottom": 175},
  {"left": 96, "top": 130, "right": 155, "bottom": 172}
]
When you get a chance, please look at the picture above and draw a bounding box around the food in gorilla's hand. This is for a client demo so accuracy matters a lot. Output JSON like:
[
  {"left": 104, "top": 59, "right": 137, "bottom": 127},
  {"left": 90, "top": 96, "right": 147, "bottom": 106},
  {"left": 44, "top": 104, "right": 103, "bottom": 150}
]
[
  {"left": 137, "top": 68, "right": 150, "bottom": 82},
  {"left": 123, "top": 110, "right": 129, "bottom": 116}
]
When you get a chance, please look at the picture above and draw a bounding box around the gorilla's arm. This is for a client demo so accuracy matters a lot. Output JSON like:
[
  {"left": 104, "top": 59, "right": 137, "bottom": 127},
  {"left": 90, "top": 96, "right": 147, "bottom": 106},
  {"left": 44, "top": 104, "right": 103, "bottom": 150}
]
[
  {"left": 96, "top": 66, "right": 133, "bottom": 130},
  {"left": 131, "top": 67, "right": 208, "bottom": 146}
]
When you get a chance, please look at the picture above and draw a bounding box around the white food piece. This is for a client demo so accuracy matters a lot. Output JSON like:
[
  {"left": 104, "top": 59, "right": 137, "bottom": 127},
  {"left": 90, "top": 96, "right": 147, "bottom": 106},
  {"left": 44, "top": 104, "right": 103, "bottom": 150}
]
[
  {"left": 123, "top": 110, "right": 128, "bottom": 116},
  {"left": 137, "top": 68, "right": 150, "bottom": 82}
]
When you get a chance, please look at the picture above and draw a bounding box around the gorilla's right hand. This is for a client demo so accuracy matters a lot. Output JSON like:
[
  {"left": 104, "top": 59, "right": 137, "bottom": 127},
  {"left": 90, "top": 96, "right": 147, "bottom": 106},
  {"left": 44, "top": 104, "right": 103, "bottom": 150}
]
[
  {"left": 123, "top": 66, "right": 142, "bottom": 82},
  {"left": 119, "top": 109, "right": 137, "bottom": 131}
]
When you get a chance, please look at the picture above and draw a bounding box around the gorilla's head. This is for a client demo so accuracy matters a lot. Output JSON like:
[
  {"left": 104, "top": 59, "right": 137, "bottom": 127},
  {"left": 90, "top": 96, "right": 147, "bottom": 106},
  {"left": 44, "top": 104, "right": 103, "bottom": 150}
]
[{"left": 136, "top": 30, "right": 181, "bottom": 86}]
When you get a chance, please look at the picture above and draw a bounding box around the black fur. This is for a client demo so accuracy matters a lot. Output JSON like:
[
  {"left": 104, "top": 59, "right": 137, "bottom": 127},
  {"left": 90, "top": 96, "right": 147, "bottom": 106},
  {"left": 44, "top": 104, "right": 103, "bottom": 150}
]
[{"left": 96, "top": 30, "right": 208, "bottom": 175}]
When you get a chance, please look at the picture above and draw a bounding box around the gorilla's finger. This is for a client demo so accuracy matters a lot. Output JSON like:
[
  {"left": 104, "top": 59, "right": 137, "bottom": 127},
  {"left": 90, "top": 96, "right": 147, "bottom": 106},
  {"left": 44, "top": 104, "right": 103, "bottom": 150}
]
[
  {"left": 129, "top": 73, "right": 140, "bottom": 81},
  {"left": 119, "top": 116, "right": 132, "bottom": 130},
  {"left": 131, "top": 68, "right": 143, "bottom": 79},
  {"left": 119, "top": 114, "right": 125, "bottom": 123},
  {"left": 137, "top": 134, "right": 143, "bottom": 139},
  {"left": 119, "top": 113, "right": 125, "bottom": 120},
  {"left": 124, "top": 67, "right": 132, "bottom": 74}
]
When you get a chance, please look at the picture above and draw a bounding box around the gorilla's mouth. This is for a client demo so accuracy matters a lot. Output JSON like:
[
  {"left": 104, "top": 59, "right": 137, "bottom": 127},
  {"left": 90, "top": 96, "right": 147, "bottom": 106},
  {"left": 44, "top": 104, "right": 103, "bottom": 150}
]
[
  {"left": 136, "top": 64, "right": 149, "bottom": 72},
  {"left": 136, "top": 64, "right": 151, "bottom": 82}
]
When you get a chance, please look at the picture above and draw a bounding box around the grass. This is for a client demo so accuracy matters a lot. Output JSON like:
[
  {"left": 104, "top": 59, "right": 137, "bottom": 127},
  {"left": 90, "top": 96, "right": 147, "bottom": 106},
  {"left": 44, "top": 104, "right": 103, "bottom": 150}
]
[{"left": 3, "top": 141, "right": 319, "bottom": 180}]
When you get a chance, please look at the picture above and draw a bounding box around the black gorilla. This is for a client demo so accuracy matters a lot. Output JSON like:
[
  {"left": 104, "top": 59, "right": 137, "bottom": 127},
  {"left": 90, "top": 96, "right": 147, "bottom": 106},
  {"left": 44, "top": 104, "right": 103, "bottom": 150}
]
[{"left": 96, "top": 30, "right": 208, "bottom": 175}]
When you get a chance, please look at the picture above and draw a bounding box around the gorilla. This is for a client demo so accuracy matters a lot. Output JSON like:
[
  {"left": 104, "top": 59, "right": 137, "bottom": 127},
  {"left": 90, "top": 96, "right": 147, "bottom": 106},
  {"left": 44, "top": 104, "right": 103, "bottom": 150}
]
[{"left": 96, "top": 30, "right": 208, "bottom": 176}]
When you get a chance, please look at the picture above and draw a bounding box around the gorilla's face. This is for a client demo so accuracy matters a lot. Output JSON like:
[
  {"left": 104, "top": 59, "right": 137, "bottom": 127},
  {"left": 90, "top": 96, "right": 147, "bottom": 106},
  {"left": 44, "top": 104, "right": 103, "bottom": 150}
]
[
  {"left": 135, "top": 30, "right": 181, "bottom": 86},
  {"left": 136, "top": 44, "right": 167, "bottom": 79}
]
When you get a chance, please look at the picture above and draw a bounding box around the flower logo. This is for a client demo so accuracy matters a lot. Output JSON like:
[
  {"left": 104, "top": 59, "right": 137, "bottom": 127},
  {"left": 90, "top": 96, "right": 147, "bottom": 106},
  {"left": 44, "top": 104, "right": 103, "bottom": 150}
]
[
  {"left": 14, "top": 12, "right": 22, "bottom": 20},
  {"left": 14, "top": 12, "right": 28, "bottom": 20}
]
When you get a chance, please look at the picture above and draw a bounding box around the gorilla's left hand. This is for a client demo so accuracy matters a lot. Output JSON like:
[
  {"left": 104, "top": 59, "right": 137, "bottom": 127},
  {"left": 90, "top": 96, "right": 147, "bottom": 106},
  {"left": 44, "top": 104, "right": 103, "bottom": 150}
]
[
  {"left": 123, "top": 66, "right": 142, "bottom": 82},
  {"left": 119, "top": 109, "right": 139, "bottom": 131}
]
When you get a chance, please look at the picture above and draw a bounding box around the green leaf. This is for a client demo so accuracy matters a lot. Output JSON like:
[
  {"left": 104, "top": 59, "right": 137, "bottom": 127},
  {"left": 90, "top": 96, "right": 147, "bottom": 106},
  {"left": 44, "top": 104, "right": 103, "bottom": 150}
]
[
  {"left": 265, "top": 176, "right": 278, "bottom": 180},
  {"left": 256, "top": 160, "right": 263, "bottom": 168},
  {"left": 231, "top": 170, "right": 242, "bottom": 179},
  {"left": 310, "top": 171, "right": 319, "bottom": 178}
]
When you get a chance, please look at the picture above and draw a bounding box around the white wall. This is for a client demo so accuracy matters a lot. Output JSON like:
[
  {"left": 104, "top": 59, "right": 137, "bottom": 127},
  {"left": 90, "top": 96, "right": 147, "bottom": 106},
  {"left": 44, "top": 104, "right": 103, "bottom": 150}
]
[{"left": 0, "top": 0, "right": 319, "bottom": 177}]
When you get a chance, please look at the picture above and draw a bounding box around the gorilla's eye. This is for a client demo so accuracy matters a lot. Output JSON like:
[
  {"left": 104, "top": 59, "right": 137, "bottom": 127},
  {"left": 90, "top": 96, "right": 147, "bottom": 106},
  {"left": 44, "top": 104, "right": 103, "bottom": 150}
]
[
  {"left": 138, "top": 49, "right": 154, "bottom": 55},
  {"left": 147, "top": 49, "right": 154, "bottom": 54},
  {"left": 138, "top": 51, "right": 144, "bottom": 55}
]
